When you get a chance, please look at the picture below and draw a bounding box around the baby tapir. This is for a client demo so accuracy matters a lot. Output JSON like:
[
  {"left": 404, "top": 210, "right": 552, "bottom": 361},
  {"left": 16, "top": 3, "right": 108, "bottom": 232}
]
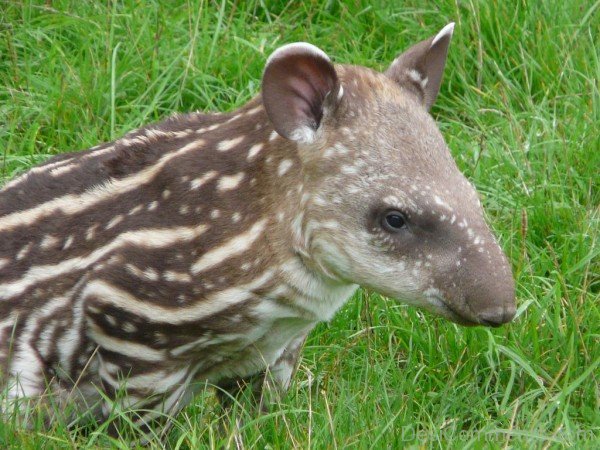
[{"left": 0, "top": 23, "right": 515, "bottom": 428}]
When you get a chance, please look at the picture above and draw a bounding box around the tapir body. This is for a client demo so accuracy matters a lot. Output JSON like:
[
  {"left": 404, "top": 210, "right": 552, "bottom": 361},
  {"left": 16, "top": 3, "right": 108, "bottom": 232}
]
[{"left": 0, "top": 23, "right": 515, "bottom": 428}]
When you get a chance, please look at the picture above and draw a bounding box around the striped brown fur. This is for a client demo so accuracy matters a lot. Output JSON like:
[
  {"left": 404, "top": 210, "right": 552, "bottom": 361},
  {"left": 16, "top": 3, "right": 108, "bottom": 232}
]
[{"left": 0, "top": 24, "right": 516, "bottom": 433}]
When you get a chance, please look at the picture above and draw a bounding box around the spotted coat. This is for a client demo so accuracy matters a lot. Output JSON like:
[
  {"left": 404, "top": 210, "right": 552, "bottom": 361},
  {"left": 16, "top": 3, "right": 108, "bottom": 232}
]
[{"left": 0, "top": 23, "right": 515, "bottom": 430}]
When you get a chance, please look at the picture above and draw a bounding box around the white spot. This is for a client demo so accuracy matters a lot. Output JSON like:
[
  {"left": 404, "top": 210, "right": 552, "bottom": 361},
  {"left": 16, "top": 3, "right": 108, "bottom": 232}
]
[
  {"left": 341, "top": 165, "right": 358, "bottom": 174},
  {"left": 122, "top": 322, "right": 137, "bottom": 333},
  {"left": 162, "top": 190, "right": 171, "bottom": 200},
  {"left": 164, "top": 271, "right": 192, "bottom": 283},
  {"left": 40, "top": 234, "right": 59, "bottom": 250},
  {"left": 190, "top": 170, "right": 218, "bottom": 190},
  {"left": 269, "top": 131, "right": 279, "bottom": 141},
  {"left": 407, "top": 69, "right": 428, "bottom": 90},
  {"left": 129, "top": 204, "right": 144, "bottom": 216},
  {"left": 210, "top": 209, "right": 221, "bottom": 219},
  {"left": 232, "top": 212, "right": 242, "bottom": 223},
  {"left": 247, "top": 143, "right": 264, "bottom": 161},
  {"left": 62, "top": 235, "right": 74, "bottom": 250},
  {"left": 143, "top": 268, "right": 159, "bottom": 281},
  {"left": 434, "top": 195, "right": 451, "bottom": 209},
  {"left": 104, "top": 314, "right": 117, "bottom": 327},
  {"left": 278, "top": 159, "right": 293, "bottom": 176},
  {"left": 86, "top": 224, "right": 99, "bottom": 241},
  {"left": 105, "top": 214, "right": 124, "bottom": 230},
  {"left": 16, "top": 243, "right": 33, "bottom": 260},
  {"left": 179, "top": 205, "right": 190, "bottom": 215},
  {"left": 148, "top": 201, "right": 158, "bottom": 211},
  {"left": 217, "top": 136, "right": 244, "bottom": 152},
  {"left": 217, "top": 172, "right": 245, "bottom": 191},
  {"left": 289, "top": 126, "right": 315, "bottom": 143}
]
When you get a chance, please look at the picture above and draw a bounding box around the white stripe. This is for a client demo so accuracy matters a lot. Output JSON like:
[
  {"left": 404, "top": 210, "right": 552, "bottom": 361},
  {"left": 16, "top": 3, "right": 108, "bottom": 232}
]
[
  {"left": 1, "top": 145, "right": 116, "bottom": 192},
  {"left": 135, "top": 366, "right": 198, "bottom": 422},
  {"left": 50, "top": 163, "right": 79, "bottom": 177},
  {"left": 191, "top": 219, "right": 266, "bottom": 274},
  {"left": 55, "top": 281, "right": 89, "bottom": 374},
  {"left": 123, "top": 366, "right": 188, "bottom": 392},
  {"left": 245, "top": 105, "right": 262, "bottom": 116},
  {"left": 88, "top": 322, "right": 165, "bottom": 362},
  {"left": 0, "top": 139, "right": 205, "bottom": 232},
  {"left": 0, "top": 224, "right": 209, "bottom": 300},
  {"left": 5, "top": 289, "right": 76, "bottom": 399},
  {"left": 170, "top": 333, "right": 242, "bottom": 356},
  {"left": 83, "top": 269, "right": 274, "bottom": 324},
  {"left": 0, "top": 312, "right": 17, "bottom": 336}
]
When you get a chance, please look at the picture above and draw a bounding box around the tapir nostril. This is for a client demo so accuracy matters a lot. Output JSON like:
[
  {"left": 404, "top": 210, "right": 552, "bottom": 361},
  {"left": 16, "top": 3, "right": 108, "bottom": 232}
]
[{"left": 478, "top": 305, "right": 515, "bottom": 327}]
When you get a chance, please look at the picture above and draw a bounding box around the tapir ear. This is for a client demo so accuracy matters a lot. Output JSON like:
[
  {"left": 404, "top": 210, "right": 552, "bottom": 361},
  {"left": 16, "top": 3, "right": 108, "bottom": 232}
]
[
  {"left": 262, "top": 43, "right": 340, "bottom": 144},
  {"left": 385, "top": 23, "right": 454, "bottom": 110}
]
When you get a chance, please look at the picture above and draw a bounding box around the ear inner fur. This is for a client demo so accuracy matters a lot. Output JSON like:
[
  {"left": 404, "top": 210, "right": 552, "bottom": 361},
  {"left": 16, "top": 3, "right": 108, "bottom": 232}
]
[
  {"left": 385, "top": 23, "right": 454, "bottom": 110},
  {"left": 262, "top": 43, "right": 340, "bottom": 143}
]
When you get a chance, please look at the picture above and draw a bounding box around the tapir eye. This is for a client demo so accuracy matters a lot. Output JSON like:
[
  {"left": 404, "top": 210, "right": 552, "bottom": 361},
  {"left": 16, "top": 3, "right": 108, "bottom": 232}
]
[{"left": 383, "top": 211, "right": 407, "bottom": 232}]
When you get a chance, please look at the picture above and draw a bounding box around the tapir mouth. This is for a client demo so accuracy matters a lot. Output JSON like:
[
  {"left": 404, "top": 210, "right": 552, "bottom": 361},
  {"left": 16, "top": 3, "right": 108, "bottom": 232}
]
[{"left": 427, "top": 295, "right": 479, "bottom": 327}]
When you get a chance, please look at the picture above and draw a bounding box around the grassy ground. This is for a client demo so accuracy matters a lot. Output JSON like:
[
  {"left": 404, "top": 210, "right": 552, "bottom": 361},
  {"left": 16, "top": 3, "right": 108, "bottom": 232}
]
[{"left": 0, "top": 0, "right": 598, "bottom": 448}]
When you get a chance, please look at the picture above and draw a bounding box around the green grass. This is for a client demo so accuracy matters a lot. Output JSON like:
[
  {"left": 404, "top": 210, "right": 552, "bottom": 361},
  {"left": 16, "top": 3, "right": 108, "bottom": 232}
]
[{"left": 0, "top": 0, "right": 598, "bottom": 448}]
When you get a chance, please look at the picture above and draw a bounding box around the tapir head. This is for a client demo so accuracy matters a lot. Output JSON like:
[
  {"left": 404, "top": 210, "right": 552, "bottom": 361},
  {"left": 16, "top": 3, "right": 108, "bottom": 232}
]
[{"left": 262, "top": 23, "right": 516, "bottom": 326}]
